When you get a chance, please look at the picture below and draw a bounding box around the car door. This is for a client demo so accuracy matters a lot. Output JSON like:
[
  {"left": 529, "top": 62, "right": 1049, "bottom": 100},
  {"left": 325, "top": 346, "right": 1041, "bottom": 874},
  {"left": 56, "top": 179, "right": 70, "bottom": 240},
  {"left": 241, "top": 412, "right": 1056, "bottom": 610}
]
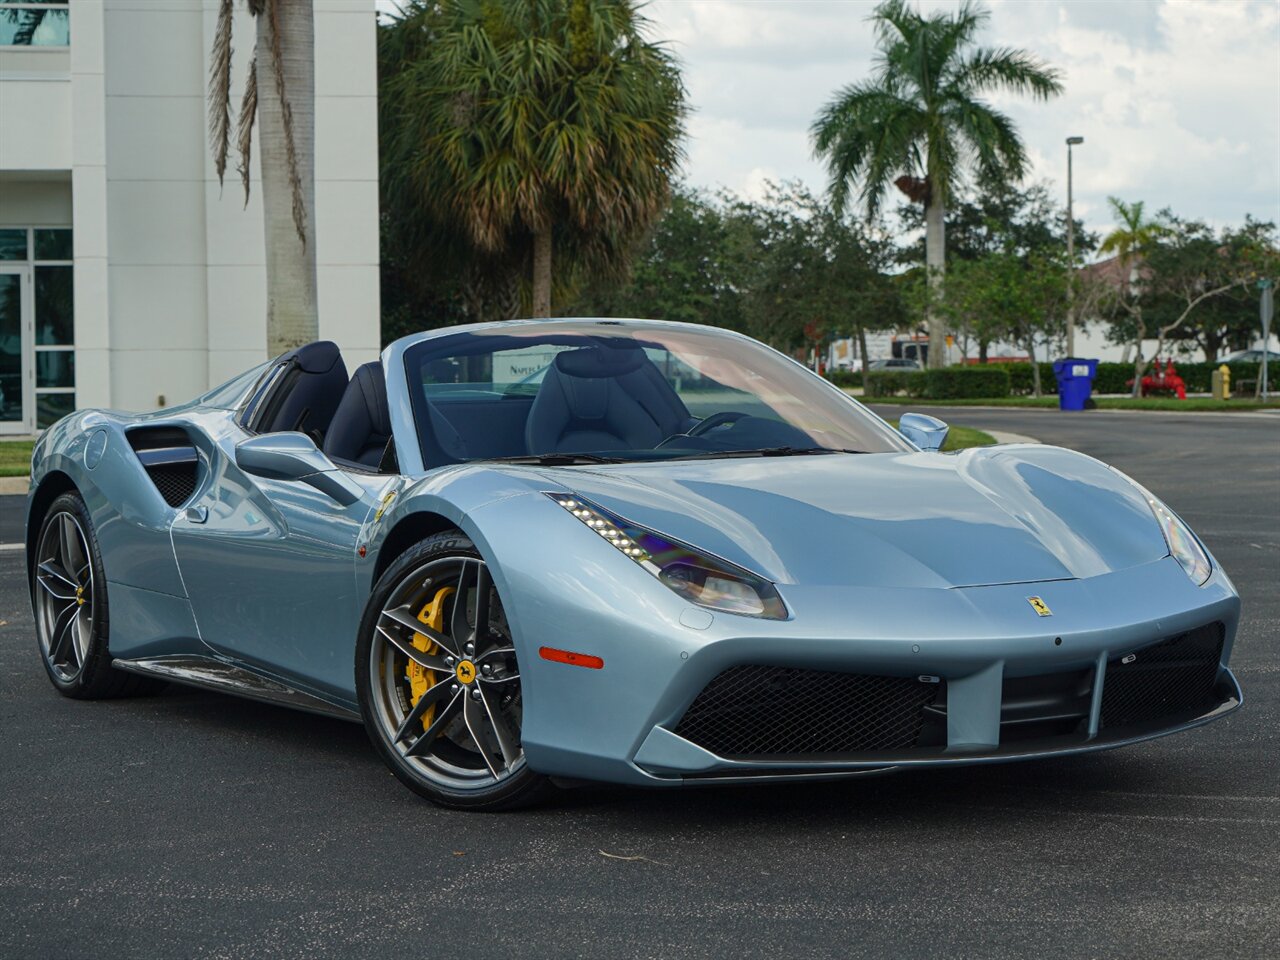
[{"left": 170, "top": 423, "right": 397, "bottom": 702}]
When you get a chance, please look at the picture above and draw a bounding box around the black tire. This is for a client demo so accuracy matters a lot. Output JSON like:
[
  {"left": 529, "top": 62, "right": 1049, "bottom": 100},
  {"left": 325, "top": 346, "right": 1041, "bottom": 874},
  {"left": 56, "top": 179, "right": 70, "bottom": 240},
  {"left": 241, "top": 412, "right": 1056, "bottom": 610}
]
[
  {"left": 32, "top": 491, "right": 164, "bottom": 699},
  {"left": 356, "top": 531, "right": 554, "bottom": 811}
]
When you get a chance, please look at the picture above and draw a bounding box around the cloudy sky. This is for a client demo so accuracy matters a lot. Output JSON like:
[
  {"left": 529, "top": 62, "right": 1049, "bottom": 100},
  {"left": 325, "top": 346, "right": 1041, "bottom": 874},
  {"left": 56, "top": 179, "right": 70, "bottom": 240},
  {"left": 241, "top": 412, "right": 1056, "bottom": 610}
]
[
  {"left": 644, "top": 0, "right": 1280, "bottom": 236},
  {"left": 377, "top": 0, "right": 1280, "bottom": 238}
]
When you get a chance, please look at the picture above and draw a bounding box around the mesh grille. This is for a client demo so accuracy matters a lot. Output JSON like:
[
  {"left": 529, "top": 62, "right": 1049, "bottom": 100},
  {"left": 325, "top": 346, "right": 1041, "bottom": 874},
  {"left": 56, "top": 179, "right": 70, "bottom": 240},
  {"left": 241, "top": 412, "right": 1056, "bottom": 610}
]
[
  {"left": 674, "top": 665, "right": 940, "bottom": 758},
  {"left": 1100, "top": 623, "right": 1223, "bottom": 729},
  {"left": 147, "top": 463, "right": 197, "bottom": 508}
]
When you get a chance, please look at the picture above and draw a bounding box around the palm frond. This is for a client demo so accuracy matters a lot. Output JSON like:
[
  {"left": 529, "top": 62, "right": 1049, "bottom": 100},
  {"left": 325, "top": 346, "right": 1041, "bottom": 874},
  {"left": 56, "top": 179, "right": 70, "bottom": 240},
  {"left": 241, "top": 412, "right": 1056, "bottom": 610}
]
[
  {"left": 949, "top": 47, "right": 1063, "bottom": 100},
  {"left": 236, "top": 55, "right": 258, "bottom": 207},
  {"left": 207, "top": 0, "right": 235, "bottom": 187}
]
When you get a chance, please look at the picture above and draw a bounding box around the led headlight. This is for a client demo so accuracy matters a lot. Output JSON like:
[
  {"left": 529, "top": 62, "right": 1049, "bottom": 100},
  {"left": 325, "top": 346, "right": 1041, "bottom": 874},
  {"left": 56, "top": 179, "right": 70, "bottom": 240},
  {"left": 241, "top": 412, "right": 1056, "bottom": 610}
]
[
  {"left": 549, "top": 494, "right": 788, "bottom": 619},
  {"left": 1147, "top": 496, "right": 1212, "bottom": 586}
]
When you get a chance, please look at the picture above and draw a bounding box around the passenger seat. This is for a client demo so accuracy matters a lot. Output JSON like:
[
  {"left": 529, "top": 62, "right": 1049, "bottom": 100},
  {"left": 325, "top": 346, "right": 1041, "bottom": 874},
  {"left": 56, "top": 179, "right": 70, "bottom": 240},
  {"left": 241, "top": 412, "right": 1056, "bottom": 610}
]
[{"left": 323, "top": 361, "right": 392, "bottom": 468}]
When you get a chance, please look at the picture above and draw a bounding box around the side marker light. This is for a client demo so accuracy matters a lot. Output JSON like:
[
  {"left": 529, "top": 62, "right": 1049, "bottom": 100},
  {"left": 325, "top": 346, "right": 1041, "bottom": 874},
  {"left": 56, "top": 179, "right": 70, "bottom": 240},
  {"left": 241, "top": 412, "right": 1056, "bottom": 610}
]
[{"left": 539, "top": 646, "right": 604, "bottom": 670}]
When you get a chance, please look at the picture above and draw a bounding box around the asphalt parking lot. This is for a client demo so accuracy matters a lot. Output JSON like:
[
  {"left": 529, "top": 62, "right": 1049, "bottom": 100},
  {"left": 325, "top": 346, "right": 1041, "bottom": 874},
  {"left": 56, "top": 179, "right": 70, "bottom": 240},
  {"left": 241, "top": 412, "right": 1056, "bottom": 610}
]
[{"left": 1, "top": 408, "right": 1277, "bottom": 959}]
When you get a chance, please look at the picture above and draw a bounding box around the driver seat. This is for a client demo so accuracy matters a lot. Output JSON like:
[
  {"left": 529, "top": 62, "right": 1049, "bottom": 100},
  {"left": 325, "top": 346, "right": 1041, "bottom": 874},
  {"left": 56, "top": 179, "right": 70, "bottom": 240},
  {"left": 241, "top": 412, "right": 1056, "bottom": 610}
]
[{"left": 524, "top": 344, "right": 692, "bottom": 454}]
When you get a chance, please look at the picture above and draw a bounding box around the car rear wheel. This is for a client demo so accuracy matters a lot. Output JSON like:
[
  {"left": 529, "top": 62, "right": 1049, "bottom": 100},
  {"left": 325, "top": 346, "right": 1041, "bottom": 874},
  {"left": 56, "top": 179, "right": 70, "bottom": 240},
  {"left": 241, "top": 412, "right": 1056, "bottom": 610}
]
[
  {"left": 33, "top": 492, "right": 163, "bottom": 699},
  {"left": 356, "top": 532, "right": 552, "bottom": 810}
]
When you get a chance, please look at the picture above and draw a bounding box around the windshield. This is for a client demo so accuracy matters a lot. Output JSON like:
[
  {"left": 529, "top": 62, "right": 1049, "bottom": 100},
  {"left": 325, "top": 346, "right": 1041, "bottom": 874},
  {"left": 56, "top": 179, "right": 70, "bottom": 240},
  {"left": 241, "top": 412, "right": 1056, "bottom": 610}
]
[{"left": 403, "top": 320, "right": 911, "bottom": 466}]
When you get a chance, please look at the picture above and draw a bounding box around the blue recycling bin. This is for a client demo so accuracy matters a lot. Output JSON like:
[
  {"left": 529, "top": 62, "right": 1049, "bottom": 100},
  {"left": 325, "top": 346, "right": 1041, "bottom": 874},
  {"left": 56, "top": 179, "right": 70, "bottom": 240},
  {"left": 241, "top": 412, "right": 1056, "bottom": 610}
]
[{"left": 1052, "top": 358, "right": 1099, "bottom": 411}]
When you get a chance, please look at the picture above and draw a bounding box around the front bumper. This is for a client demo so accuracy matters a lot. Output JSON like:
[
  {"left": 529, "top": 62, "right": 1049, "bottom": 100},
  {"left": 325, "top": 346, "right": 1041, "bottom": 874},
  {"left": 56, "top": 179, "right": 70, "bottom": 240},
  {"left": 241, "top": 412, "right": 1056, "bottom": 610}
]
[{"left": 469, "top": 495, "right": 1243, "bottom": 787}]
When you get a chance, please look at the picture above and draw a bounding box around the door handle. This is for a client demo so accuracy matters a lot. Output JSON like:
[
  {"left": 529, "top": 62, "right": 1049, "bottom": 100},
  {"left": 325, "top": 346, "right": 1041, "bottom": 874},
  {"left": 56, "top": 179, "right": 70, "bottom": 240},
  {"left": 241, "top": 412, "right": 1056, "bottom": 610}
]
[{"left": 184, "top": 506, "right": 208, "bottom": 524}]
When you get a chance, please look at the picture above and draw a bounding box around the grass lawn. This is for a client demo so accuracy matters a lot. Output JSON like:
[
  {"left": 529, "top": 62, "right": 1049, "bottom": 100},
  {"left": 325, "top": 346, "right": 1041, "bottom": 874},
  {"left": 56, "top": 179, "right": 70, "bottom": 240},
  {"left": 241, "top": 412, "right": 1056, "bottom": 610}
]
[
  {"left": 0, "top": 440, "right": 34, "bottom": 478},
  {"left": 886, "top": 419, "right": 995, "bottom": 451},
  {"left": 857, "top": 393, "right": 1280, "bottom": 412}
]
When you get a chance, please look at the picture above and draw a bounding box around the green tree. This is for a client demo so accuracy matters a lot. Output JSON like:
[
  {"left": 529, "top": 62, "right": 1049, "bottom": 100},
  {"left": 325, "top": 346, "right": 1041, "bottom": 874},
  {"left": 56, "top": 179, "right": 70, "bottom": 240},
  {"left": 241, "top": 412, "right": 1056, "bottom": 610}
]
[
  {"left": 939, "top": 250, "right": 1068, "bottom": 394},
  {"left": 382, "top": 0, "right": 686, "bottom": 320},
  {"left": 208, "top": 0, "right": 319, "bottom": 355},
  {"left": 811, "top": 0, "right": 1061, "bottom": 367},
  {"left": 1098, "top": 198, "right": 1173, "bottom": 394},
  {"left": 574, "top": 186, "right": 749, "bottom": 330}
]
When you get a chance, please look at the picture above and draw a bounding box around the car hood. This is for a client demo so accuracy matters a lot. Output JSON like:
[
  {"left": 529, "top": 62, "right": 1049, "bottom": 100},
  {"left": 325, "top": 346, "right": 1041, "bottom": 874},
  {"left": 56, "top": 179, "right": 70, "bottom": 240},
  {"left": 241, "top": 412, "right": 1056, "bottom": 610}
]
[{"left": 534, "top": 446, "right": 1169, "bottom": 589}]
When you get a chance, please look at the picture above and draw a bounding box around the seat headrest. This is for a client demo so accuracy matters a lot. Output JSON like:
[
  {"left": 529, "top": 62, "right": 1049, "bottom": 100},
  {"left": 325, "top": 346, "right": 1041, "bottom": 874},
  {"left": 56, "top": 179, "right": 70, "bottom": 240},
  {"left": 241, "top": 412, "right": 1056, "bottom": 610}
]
[
  {"left": 554, "top": 344, "right": 647, "bottom": 379},
  {"left": 351, "top": 362, "right": 391, "bottom": 436},
  {"left": 282, "top": 340, "right": 343, "bottom": 375}
]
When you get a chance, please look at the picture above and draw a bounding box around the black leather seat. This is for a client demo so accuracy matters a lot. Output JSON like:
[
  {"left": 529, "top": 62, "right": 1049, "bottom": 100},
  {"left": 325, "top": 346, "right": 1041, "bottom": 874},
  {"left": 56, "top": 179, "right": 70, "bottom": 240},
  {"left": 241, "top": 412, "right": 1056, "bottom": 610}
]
[
  {"left": 524, "top": 344, "right": 692, "bottom": 454},
  {"left": 323, "top": 361, "right": 392, "bottom": 468},
  {"left": 254, "top": 340, "right": 348, "bottom": 439}
]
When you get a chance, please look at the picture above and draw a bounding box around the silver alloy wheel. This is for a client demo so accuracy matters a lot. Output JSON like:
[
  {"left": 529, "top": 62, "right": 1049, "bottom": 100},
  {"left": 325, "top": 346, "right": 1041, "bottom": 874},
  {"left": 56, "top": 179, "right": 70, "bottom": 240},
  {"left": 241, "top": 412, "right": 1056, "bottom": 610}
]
[
  {"left": 35, "top": 511, "right": 95, "bottom": 683},
  {"left": 368, "top": 555, "right": 525, "bottom": 791}
]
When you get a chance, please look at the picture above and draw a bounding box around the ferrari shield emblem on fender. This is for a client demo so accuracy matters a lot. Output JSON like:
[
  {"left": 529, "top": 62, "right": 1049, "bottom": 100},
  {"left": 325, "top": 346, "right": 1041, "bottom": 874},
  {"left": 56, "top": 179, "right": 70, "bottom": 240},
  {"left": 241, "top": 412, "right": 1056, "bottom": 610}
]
[{"left": 1027, "top": 596, "right": 1052, "bottom": 617}]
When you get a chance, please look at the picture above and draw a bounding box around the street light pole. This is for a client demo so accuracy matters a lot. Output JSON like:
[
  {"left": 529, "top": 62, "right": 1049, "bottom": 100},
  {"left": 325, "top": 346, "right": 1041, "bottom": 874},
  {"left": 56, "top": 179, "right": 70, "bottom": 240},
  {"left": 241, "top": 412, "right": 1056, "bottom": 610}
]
[{"left": 1065, "top": 136, "right": 1084, "bottom": 357}]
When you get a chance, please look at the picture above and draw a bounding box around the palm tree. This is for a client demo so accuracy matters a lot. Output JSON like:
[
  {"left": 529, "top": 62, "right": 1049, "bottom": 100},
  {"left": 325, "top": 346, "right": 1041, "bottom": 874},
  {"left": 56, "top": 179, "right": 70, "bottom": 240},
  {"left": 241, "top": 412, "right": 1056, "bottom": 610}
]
[
  {"left": 1097, "top": 197, "right": 1169, "bottom": 395},
  {"left": 384, "top": 0, "right": 685, "bottom": 318},
  {"left": 811, "top": 0, "right": 1061, "bottom": 367},
  {"left": 208, "top": 0, "right": 317, "bottom": 355}
]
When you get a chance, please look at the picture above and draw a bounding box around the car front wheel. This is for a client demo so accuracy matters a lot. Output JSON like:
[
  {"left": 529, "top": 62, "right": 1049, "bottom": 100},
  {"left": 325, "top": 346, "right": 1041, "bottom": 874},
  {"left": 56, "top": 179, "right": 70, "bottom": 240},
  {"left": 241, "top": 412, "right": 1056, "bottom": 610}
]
[{"left": 355, "top": 532, "right": 551, "bottom": 811}]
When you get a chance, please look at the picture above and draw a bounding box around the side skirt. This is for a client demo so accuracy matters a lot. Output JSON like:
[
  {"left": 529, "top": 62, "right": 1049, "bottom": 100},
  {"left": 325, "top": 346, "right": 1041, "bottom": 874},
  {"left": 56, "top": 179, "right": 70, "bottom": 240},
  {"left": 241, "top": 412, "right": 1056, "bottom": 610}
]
[{"left": 113, "top": 655, "right": 361, "bottom": 722}]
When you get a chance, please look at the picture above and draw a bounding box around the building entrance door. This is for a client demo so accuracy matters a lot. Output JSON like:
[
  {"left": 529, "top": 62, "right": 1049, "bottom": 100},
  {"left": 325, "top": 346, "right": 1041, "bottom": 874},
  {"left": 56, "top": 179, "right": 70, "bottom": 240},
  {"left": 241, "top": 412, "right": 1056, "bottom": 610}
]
[{"left": 0, "top": 265, "right": 34, "bottom": 434}]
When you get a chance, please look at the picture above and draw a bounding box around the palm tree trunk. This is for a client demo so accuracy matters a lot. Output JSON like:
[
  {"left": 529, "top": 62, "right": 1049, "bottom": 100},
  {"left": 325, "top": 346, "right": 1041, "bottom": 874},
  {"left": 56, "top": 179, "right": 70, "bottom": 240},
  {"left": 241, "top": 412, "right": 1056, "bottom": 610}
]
[
  {"left": 532, "top": 226, "right": 552, "bottom": 318},
  {"left": 924, "top": 193, "right": 946, "bottom": 368},
  {"left": 1131, "top": 309, "right": 1146, "bottom": 398},
  {"left": 256, "top": 0, "right": 317, "bottom": 355},
  {"left": 856, "top": 323, "right": 870, "bottom": 389}
]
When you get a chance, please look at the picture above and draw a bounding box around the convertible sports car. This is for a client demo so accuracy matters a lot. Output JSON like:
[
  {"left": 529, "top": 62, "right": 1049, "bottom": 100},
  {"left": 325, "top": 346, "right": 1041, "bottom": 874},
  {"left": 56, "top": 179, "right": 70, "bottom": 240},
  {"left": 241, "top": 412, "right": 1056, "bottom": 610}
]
[{"left": 26, "top": 319, "right": 1242, "bottom": 809}]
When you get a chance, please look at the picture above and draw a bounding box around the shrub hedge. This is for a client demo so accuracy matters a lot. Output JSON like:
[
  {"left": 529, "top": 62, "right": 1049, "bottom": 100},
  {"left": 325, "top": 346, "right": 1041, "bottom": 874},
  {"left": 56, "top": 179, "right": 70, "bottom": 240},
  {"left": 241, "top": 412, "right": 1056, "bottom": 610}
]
[
  {"left": 862, "top": 370, "right": 926, "bottom": 398},
  {"left": 830, "top": 360, "right": 1264, "bottom": 398},
  {"left": 924, "top": 366, "right": 1011, "bottom": 399}
]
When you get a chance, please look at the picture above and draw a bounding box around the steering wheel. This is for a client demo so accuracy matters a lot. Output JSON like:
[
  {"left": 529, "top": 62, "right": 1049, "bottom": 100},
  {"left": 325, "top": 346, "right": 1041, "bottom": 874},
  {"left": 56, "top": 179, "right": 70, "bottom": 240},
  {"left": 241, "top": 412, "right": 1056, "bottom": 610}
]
[{"left": 687, "top": 411, "right": 750, "bottom": 437}]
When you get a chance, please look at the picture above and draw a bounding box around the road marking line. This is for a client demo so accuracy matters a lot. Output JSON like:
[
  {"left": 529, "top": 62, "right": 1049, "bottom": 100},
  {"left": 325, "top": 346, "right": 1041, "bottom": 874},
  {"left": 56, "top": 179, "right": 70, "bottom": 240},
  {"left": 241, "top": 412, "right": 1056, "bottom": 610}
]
[{"left": 0, "top": 543, "right": 25, "bottom": 553}]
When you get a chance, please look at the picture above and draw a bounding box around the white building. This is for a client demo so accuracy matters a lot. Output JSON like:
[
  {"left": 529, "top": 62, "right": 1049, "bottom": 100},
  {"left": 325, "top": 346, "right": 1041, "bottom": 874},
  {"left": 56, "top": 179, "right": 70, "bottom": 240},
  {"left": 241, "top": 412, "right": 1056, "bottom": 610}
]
[{"left": 0, "top": 0, "right": 380, "bottom": 435}]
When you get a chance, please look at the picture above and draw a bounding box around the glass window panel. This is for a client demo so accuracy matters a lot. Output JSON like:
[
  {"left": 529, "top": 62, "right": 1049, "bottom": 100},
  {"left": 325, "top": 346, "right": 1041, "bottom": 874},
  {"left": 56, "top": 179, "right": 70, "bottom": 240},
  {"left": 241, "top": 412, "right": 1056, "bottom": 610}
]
[
  {"left": 37, "top": 391, "right": 75, "bottom": 429},
  {"left": 0, "top": 229, "right": 27, "bottom": 261},
  {"left": 0, "top": 7, "right": 69, "bottom": 46},
  {"left": 34, "top": 228, "right": 71, "bottom": 261},
  {"left": 35, "top": 349, "right": 73, "bottom": 388},
  {"left": 0, "top": 273, "right": 21, "bottom": 421},
  {"left": 35, "top": 264, "right": 73, "bottom": 344}
]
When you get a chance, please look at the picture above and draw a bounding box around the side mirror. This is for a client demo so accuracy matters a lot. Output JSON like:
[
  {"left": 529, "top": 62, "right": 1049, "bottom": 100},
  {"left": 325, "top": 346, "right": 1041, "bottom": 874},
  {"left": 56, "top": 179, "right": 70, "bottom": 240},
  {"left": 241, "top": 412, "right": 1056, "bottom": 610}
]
[
  {"left": 235, "top": 432, "right": 362, "bottom": 506},
  {"left": 899, "top": 412, "right": 950, "bottom": 453}
]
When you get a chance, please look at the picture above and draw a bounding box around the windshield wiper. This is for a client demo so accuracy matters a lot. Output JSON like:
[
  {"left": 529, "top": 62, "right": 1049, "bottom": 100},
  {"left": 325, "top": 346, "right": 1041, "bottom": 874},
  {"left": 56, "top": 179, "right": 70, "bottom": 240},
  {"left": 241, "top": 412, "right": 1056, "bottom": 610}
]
[
  {"left": 481, "top": 453, "right": 627, "bottom": 465},
  {"left": 671, "top": 446, "right": 864, "bottom": 460}
]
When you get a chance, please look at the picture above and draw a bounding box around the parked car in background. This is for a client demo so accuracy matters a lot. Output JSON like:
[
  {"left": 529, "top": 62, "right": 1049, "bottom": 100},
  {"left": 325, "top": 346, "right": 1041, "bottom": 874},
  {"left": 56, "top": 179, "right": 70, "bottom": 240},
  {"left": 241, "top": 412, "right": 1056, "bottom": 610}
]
[
  {"left": 867, "top": 358, "right": 922, "bottom": 371},
  {"left": 1218, "top": 349, "right": 1278, "bottom": 364}
]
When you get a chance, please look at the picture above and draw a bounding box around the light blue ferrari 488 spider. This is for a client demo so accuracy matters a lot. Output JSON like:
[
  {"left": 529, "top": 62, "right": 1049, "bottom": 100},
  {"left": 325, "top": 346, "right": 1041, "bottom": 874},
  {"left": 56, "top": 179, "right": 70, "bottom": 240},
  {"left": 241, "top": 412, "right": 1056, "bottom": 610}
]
[{"left": 26, "top": 319, "right": 1242, "bottom": 809}]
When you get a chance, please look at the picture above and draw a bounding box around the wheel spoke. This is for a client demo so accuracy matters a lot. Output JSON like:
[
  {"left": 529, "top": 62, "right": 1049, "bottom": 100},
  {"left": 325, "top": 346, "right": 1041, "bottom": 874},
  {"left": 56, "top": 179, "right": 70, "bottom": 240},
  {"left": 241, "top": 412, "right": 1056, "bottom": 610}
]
[
  {"left": 37, "top": 561, "right": 79, "bottom": 600},
  {"left": 476, "top": 644, "right": 515, "bottom": 663},
  {"left": 451, "top": 562, "right": 475, "bottom": 644},
  {"left": 393, "top": 679, "right": 457, "bottom": 744},
  {"left": 47, "top": 601, "right": 79, "bottom": 664},
  {"left": 476, "top": 683, "right": 520, "bottom": 769},
  {"left": 462, "top": 691, "right": 502, "bottom": 779},
  {"left": 473, "top": 563, "right": 492, "bottom": 646},
  {"left": 404, "top": 691, "right": 463, "bottom": 759},
  {"left": 59, "top": 514, "right": 88, "bottom": 585},
  {"left": 375, "top": 624, "right": 454, "bottom": 672},
  {"left": 379, "top": 606, "right": 459, "bottom": 658}
]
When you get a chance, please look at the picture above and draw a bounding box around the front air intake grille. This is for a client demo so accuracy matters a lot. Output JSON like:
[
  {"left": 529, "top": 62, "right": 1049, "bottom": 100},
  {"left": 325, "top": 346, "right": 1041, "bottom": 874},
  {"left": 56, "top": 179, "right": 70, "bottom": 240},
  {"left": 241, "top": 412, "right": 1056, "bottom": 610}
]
[
  {"left": 1100, "top": 623, "right": 1223, "bottom": 729},
  {"left": 674, "top": 665, "right": 940, "bottom": 758}
]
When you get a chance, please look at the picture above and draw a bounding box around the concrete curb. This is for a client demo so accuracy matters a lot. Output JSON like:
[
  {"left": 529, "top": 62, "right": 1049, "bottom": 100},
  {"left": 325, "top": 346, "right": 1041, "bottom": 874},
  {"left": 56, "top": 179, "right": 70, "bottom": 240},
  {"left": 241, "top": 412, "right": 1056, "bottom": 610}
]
[
  {"left": 987, "top": 430, "right": 1041, "bottom": 445},
  {"left": 0, "top": 477, "right": 30, "bottom": 496}
]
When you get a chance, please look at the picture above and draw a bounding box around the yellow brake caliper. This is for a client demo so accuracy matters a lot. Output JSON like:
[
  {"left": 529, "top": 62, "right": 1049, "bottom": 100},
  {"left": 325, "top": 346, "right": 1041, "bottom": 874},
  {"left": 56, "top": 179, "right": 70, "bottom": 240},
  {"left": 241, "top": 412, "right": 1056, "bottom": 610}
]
[{"left": 407, "top": 586, "right": 455, "bottom": 731}]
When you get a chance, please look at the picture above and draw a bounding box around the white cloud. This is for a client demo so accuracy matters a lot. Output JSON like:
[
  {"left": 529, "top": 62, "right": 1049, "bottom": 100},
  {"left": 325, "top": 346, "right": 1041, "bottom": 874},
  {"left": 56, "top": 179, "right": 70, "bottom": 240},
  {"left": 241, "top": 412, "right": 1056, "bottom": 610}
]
[{"left": 649, "top": 0, "right": 1280, "bottom": 236}]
